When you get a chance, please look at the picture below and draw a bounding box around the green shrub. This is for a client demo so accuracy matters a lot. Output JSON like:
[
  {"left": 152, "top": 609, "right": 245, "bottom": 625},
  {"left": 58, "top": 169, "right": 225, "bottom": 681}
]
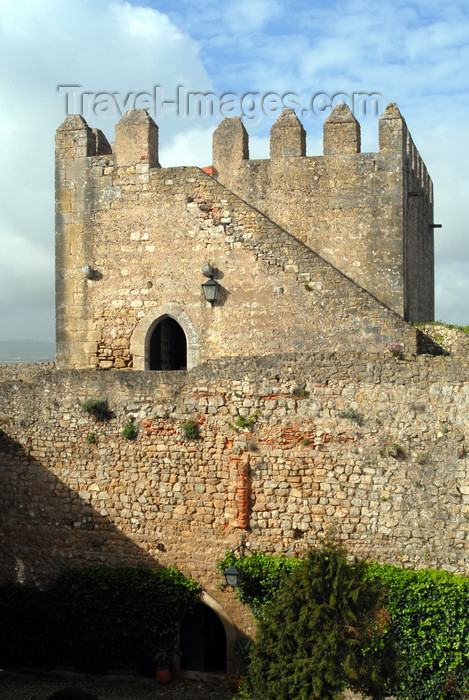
[
  {"left": 245, "top": 540, "right": 397, "bottom": 700},
  {"left": 81, "top": 398, "right": 112, "bottom": 421},
  {"left": 121, "top": 422, "right": 138, "bottom": 440},
  {"left": 220, "top": 550, "right": 469, "bottom": 699},
  {"left": 366, "top": 563, "right": 469, "bottom": 699},
  {"left": 217, "top": 551, "right": 299, "bottom": 617},
  {"left": 51, "top": 566, "right": 199, "bottom": 672},
  {"left": 182, "top": 419, "right": 200, "bottom": 440},
  {"left": 0, "top": 566, "right": 200, "bottom": 675}
]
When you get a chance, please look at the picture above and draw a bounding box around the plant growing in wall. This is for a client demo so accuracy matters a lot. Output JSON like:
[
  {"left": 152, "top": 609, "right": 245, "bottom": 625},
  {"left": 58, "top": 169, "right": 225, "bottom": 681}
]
[
  {"left": 389, "top": 442, "right": 407, "bottom": 460},
  {"left": 380, "top": 440, "right": 407, "bottom": 460},
  {"left": 385, "top": 343, "right": 404, "bottom": 360},
  {"left": 228, "top": 410, "right": 260, "bottom": 432},
  {"left": 292, "top": 387, "right": 310, "bottom": 398},
  {"left": 121, "top": 422, "right": 138, "bottom": 440},
  {"left": 182, "top": 419, "right": 200, "bottom": 440},
  {"left": 339, "top": 406, "right": 365, "bottom": 426},
  {"left": 81, "top": 398, "right": 112, "bottom": 421}
]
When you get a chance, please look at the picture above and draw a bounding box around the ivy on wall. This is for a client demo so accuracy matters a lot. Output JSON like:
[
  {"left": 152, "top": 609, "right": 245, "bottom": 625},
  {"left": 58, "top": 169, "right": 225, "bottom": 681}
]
[{"left": 366, "top": 563, "right": 469, "bottom": 700}]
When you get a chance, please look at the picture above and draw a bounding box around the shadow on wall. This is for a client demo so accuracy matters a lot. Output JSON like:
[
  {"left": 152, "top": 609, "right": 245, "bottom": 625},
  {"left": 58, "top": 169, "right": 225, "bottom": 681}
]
[{"left": 0, "top": 431, "right": 159, "bottom": 587}]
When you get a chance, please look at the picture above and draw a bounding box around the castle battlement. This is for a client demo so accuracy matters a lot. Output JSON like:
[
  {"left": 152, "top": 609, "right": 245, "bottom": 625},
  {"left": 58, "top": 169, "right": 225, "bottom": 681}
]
[{"left": 55, "top": 103, "right": 434, "bottom": 370}]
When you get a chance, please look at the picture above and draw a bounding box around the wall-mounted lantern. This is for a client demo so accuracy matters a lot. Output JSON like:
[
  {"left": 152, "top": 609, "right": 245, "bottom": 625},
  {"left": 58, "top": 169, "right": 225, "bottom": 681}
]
[
  {"left": 223, "top": 563, "right": 242, "bottom": 588},
  {"left": 201, "top": 277, "right": 220, "bottom": 304},
  {"left": 223, "top": 534, "right": 250, "bottom": 589}
]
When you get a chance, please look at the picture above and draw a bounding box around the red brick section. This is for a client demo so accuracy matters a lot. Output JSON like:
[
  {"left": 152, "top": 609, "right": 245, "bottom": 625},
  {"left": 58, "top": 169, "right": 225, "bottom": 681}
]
[{"left": 236, "top": 455, "right": 250, "bottom": 529}]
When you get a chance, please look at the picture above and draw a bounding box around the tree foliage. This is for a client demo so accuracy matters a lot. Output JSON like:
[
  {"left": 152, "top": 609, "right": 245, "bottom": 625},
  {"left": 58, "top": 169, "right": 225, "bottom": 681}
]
[
  {"left": 220, "top": 547, "right": 469, "bottom": 700},
  {"left": 245, "top": 540, "right": 396, "bottom": 700}
]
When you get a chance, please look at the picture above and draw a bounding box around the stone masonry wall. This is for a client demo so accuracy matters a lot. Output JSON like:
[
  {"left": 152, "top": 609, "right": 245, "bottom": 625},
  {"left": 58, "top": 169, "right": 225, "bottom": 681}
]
[
  {"left": 1, "top": 349, "right": 469, "bottom": 639},
  {"left": 213, "top": 104, "right": 434, "bottom": 322},
  {"left": 55, "top": 111, "right": 418, "bottom": 370}
]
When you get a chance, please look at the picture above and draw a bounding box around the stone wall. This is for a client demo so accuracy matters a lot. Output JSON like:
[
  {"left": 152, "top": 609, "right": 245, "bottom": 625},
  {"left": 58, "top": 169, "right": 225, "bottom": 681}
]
[
  {"left": 55, "top": 111, "right": 418, "bottom": 370},
  {"left": 213, "top": 104, "right": 434, "bottom": 322},
  {"left": 55, "top": 104, "right": 433, "bottom": 371},
  {"left": 1, "top": 349, "right": 468, "bottom": 614}
]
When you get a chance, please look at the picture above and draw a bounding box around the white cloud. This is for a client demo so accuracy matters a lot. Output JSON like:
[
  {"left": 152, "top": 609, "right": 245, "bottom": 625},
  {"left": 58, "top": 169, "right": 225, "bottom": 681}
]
[
  {"left": 0, "top": 0, "right": 212, "bottom": 341},
  {"left": 0, "top": 0, "right": 468, "bottom": 344},
  {"left": 225, "top": 0, "right": 282, "bottom": 34},
  {"left": 159, "top": 125, "right": 214, "bottom": 167}
]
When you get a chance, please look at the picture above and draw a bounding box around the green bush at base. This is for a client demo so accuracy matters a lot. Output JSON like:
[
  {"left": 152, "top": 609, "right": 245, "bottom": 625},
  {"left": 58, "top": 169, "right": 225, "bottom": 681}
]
[
  {"left": 0, "top": 565, "right": 200, "bottom": 674},
  {"left": 244, "top": 541, "right": 397, "bottom": 700},
  {"left": 366, "top": 563, "right": 469, "bottom": 700},
  {"left": 220, "top": 548, "right": 469, "bottom": 699}
]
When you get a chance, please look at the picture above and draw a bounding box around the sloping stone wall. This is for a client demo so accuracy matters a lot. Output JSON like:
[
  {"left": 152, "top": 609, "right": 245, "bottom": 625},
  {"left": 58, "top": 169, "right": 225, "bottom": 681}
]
[{"left": 213, "top": 104, "right": 434, "bottom": 322}]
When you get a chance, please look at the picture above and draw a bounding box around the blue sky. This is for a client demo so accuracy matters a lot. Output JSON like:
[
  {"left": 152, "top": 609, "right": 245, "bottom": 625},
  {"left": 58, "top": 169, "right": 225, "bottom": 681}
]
[{"left": 0, "top": 0, "right": 468, "bottom": 342}]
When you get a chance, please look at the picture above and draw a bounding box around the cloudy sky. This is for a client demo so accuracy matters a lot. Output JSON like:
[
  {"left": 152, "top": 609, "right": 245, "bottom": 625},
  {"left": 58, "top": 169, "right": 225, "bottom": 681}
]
[{"left": 0, "top": 0, "right": 468, "bottom": 343}]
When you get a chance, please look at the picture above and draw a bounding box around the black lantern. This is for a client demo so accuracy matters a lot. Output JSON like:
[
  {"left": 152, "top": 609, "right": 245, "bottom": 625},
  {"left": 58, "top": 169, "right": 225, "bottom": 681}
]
[
  {"left": 223, "top": 534, "right": 250, "bottom": 589},
  {"left": 201, "top": 277, "right": 220, "bottom": 304},
  {"left": 223, "top": 564, "right": 242, "bottom": 588}
]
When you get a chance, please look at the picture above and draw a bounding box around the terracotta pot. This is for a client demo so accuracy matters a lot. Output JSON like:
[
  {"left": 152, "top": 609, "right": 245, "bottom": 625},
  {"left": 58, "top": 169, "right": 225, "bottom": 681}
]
[
  {"left": 228, "top": 674, "right": 243, "bottom": 691},
  {"left": 156, "top": 667, "right": 171, "bottom": 684}
]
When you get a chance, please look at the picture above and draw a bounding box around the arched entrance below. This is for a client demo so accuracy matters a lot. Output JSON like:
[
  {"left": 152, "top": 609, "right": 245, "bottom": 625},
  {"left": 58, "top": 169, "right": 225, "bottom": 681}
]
[
  {"left": 149, "top": 316, "right": 187, "bottom": 370},
  {"left": 180, "top": 603, "right": 227, "bottom": 673}
]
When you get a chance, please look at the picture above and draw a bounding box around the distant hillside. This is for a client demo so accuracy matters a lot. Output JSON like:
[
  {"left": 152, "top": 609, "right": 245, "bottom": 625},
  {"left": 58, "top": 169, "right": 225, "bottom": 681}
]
[{"left": 0, "top": 340, "right": 55, "bottom": 363}]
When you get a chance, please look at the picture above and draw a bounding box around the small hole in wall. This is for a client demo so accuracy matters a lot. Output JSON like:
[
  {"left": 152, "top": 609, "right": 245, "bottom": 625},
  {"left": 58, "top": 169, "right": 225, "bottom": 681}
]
[{"left": 147, "top": 281, "right": 153, "bottom": 288}]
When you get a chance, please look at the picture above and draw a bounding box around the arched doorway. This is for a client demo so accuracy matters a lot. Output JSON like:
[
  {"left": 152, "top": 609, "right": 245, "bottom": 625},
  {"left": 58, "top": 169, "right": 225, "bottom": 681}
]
[
  {"left": 149, "top": 316, "right": 187, "bottom": 370},
  {"left": 130, "top": 304, "right": 200, "bottom": 370},
  {"left": 180, "top": 603, "right": 227, "bottom": 673}
]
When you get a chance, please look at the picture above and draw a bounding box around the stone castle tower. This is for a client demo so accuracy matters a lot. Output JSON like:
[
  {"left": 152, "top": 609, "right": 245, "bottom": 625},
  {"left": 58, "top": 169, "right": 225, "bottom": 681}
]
[
  {"left": 55, "top": 103, "right": 434, "bottom": 370},
  {"left": 5, "top": 104, "right": 469, "bottom": 679}
]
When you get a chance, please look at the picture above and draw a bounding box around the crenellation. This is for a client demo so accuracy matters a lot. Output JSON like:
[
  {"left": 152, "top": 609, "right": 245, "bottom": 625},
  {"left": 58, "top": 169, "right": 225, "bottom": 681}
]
[
  {"left": 378, "top": 101, "right": 408, "bottom": 153},
  {"left": 56, "top": 114, "right": 96, "bottom": 158},
  {"left": 323, "top": 103, "right": 361, "bottom": 154},
  {"left": 91, "top": 128, "right": 112, "bottom": 156},
  {"left": 212, "top": 116, "right": 249, "bottom": 180},
  {"left": 270, "top": 108, "right": 306, "bottom": 158},
  {"left": 114, "top": 108, "right": 160, "bottom": 168}
]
